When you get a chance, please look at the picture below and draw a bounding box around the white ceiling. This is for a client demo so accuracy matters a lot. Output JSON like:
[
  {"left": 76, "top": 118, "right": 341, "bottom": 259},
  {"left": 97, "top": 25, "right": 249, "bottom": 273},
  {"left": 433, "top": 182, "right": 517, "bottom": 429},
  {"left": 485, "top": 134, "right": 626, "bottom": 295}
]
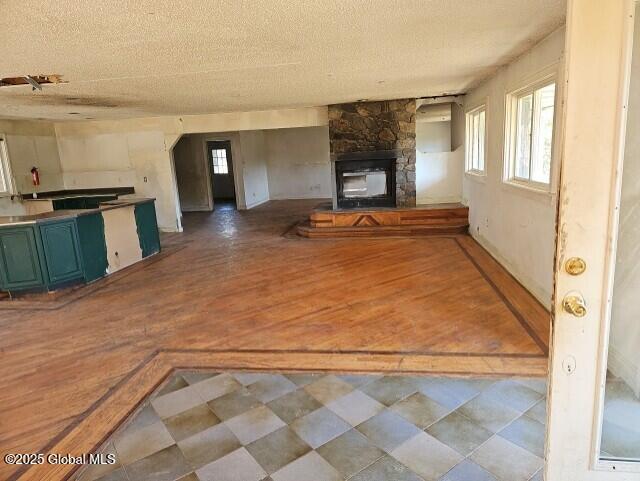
[{"left": 0, "top": 0, "right": 566, "bottom": 121}]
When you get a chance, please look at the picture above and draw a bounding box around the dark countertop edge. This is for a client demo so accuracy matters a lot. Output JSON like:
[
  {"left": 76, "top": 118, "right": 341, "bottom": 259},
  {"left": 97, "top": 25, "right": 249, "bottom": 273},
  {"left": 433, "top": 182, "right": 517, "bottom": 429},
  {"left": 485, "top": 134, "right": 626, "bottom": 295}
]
[
  {"left": 19, "top": 187, "right": 135, "bottom": 200},
  {"left": 0, "top": 198, "right": 156, "bottom": 226}
]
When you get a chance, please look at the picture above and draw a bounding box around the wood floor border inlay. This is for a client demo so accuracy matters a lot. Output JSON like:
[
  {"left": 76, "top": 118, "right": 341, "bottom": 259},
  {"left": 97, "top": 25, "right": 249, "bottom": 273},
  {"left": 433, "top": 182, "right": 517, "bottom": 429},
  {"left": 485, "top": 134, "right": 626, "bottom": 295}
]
[
  {"left": 454, "top": 236, "right": 551, "bottom": 356},
  {"left": 12, "top": 349, "right": 548, "bottom": 481}
]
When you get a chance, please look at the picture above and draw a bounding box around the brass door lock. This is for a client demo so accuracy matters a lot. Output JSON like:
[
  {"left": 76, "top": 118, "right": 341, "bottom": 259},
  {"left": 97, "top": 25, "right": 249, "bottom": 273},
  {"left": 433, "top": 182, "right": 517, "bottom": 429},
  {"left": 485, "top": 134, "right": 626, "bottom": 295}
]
[
  {"left": 565, "top": 257, "right": 587, "bottom": 275},
  {"left": 563, "top": 292, "right": 587, "bottom": 317}
]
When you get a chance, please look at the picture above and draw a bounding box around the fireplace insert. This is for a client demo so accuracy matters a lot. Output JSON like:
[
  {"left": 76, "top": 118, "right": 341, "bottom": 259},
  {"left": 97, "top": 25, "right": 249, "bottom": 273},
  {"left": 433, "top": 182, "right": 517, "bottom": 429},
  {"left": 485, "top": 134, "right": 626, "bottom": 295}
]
[{"left": 335, "top": 157, "right": 396, "bottom": 208}]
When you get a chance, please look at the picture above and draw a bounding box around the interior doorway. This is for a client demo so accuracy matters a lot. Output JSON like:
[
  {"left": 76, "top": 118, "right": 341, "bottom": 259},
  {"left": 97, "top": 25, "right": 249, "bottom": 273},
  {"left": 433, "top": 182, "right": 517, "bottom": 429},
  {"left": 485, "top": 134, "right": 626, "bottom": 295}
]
[
  {"left": 207, "top": 140, "right": 236, "bottom": 207},
  {"left": 172, "top": 134, "right": 243, "bottom": 220}
]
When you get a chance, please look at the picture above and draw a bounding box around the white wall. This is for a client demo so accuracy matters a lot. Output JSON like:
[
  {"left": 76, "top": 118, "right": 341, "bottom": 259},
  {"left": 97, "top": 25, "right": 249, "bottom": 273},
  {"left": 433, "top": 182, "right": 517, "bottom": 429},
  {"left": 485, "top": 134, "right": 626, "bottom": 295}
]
[
  {"left": 416, "top": 119, "right": 463, "bottom": 204},
  {"left": 463, "top": 27, "right": 565, "bottom": 305},
  {"left": 54, "top": 107, "right": 327, "bottom": 231},
  {"left": 609, "top": 10, "right": 640, "bottom": 396},
  {"left": 0, "top": 119, "right": 63, "bottom": 194},
  {"left": 417, "top": 121, "right": 451, "bottom": 154},
  {"left": 265, "top": 127, "right": 331, "bottom": 200},
  {"left": 0, "top": 119, "right": 63, "bottom": 216},
  {"left": 169, "top": 126, "right": 331, "bottom": 213},
  {"left": 238, "top": 131, "right": 269, "bottom": 208},
  {"left": 56, "top": 128, "right": 177, "bottom": 230},
  {"left": 173, "top": 135, "right": 211, "bottom": 212}
]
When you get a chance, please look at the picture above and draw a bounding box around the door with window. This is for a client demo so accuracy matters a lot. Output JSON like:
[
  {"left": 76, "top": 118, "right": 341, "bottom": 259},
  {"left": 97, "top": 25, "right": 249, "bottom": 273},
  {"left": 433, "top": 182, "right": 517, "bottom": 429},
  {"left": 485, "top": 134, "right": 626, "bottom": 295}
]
[
  {"left": 207, "top": 141, "right": 236, "bottom": 204},
  {"left": 546, "top": 0, "right": 640, "bottom": 480}
]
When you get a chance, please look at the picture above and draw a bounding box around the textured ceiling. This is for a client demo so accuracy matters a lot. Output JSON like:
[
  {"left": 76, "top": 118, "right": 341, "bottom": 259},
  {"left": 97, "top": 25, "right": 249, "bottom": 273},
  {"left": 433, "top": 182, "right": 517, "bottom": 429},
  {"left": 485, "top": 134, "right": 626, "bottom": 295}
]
[{"left": 0, "top": 0, "right": 565, "bottom": 121}]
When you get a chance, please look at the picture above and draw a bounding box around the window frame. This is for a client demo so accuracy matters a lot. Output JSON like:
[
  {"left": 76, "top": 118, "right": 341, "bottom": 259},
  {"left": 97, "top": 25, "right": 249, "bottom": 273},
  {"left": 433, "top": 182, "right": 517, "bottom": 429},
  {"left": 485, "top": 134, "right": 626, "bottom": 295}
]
[
  {"left": 0, "top": 135, "right": 16, "bottom": 197},
  {"left": 465, "top": 104, "right": 487, "bottom": 177},
  {"left": 503, "top": 75, "right": 558, "bottom": 193}
]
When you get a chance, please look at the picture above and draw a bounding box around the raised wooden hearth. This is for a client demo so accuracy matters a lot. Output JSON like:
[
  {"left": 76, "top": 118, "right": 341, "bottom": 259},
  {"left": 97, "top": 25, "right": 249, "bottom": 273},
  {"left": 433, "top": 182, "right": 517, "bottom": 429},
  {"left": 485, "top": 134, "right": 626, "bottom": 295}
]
[{"left": 297, "top": 203, "right": 469, "bottom": 238}]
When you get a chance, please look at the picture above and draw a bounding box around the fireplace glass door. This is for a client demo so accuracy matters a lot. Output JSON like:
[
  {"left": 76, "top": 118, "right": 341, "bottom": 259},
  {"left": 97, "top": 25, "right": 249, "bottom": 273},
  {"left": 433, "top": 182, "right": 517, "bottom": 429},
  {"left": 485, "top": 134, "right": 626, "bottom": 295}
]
[
  {"left": 335, "top": 158, "right": 396, "bottom": 208},
  {"left": 342, "top": 171, "right": 387, "bottom": 198}
]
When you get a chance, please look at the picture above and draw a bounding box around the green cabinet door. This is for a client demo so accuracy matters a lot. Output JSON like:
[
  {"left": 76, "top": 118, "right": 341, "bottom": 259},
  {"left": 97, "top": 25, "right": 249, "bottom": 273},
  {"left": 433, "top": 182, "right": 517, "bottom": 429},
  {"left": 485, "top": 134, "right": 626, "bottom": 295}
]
[
  {"left": 76, "top": 213, "right": 108, "bottom": 283},
  {"left": 38, "top": 220, "right": 84, "bottom": 285},
  {"left": 0, "top": 226, "right": 45, "bottom": 290},
  {"left": 134, "top": 202, "right": 161, "bottom": 258}
]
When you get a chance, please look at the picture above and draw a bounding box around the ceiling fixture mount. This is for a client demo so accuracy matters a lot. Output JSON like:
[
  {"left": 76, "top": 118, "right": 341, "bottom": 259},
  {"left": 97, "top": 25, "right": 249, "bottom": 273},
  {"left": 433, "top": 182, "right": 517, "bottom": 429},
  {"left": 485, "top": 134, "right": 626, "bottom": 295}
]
[
  {"left": 24, "top": 76, "right": 42, "bottom": 91},
  {"left": 0, "top": 74, "right": 66, "bottom": 89}
]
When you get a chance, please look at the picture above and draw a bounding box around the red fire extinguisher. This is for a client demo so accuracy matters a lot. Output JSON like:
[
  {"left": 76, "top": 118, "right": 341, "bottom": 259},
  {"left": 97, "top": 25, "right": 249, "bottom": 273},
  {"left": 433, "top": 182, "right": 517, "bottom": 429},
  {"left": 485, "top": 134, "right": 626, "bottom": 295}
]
[{"left": 31, "top": 167, "right": 40, "bottom": 186}]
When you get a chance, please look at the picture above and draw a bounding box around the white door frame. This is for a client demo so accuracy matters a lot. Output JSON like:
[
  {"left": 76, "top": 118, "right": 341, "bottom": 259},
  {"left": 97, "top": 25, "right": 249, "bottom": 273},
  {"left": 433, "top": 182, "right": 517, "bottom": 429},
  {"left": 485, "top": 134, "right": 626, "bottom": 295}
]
[{"left": 546, "top": 0, "right": 640, "bottom": 479}]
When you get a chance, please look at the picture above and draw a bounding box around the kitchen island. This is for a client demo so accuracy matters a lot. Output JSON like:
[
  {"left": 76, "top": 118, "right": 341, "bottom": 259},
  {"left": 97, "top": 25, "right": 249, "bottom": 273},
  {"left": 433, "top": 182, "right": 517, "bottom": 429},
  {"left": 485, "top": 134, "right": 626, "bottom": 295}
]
[{"left": 0, "top": 198, "right": 160, "bottom": 294}]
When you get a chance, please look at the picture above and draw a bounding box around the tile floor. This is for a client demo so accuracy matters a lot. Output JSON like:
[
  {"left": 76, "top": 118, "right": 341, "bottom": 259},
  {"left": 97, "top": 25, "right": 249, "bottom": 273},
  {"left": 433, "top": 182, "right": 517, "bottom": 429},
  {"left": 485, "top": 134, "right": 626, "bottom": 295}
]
[
  {"left": 75, "top": 371, "right": 549, "bottom": 481},
  {"left": 601, "top": 375, "right": 640, "bottom": 460}
]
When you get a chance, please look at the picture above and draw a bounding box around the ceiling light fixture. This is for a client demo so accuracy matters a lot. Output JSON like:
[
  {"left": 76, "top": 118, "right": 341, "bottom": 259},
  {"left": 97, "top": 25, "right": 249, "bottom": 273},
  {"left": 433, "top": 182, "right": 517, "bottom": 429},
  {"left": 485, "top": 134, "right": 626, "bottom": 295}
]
[{"left": 24, "top": 76, "right": 42, "bottom": 91}]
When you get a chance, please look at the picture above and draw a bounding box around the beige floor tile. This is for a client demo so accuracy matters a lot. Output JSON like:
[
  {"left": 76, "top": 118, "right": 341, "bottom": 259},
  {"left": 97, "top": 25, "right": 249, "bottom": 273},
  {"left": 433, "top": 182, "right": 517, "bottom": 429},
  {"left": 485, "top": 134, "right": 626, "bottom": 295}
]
[
  {"left": 326, "top": 390, "right": 384, "bottom": 426},
  {"left": 124, "top": 445, "right": 191, "bottom": 481},
  {"left": 196, "top": 447, "right": 266, "bottom": 481},
  {"left": 391, "top": 432, "right": 463, "bottom": 481},
  {"left": 471, "top": 435, "right": 543, "bottom": 481},
  {"left": 271, "top": 451, "right": 342, "bottom": 481},
  {"left": 225, "top": 405, "right": 286, "bottom": 445},
  {"left": 151, "top": 385, "right": 205, "bottom": 419},
  {"left": 113, "top": 420, "right": 174, "bottom": 465},
  {"left": 177, "top": 423, "right": 241, "bottom": 470},
  {"left": 304, "top": 375, "right": 354, "bottom": 404},
  {"left": 192, "top": 373, "right": 242, "bottom": 402}
]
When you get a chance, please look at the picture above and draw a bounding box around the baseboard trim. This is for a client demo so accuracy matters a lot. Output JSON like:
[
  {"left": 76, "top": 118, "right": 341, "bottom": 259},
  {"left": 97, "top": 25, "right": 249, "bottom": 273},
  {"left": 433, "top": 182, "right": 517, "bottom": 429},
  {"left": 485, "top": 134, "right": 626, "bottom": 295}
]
[
  {"left": 245, "top": 197, "right": 270, "bottom": 209},
  {"left": 181, "top": 207, "right": 212, "bottom": 212},
  {"left": 269, "top": 195, "right": 332, "bottom": 200},
  {"left": 470, "top": 232, "right": 551, "bottom": 306}
]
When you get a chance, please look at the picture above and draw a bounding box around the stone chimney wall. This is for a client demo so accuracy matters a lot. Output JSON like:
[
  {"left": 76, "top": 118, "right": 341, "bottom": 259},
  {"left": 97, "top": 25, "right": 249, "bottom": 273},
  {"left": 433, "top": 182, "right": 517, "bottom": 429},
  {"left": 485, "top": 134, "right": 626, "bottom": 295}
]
[{"left": 328, "top": 99, "right": 416, "bottom": 207}]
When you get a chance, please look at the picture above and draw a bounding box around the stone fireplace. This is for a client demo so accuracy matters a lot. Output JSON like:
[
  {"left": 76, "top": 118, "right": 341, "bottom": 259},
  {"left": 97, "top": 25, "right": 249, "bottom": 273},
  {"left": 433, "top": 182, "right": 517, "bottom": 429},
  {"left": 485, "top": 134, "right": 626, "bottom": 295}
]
[{"left": 328, "top": 99, "right": 416, "bottom": 208}]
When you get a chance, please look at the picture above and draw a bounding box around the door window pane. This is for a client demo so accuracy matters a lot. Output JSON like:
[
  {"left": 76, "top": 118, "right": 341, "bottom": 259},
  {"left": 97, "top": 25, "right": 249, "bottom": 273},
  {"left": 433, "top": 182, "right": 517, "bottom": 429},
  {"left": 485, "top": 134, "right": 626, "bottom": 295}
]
[{"left": 212, "top": 149, "right": 228, "bottom": 174}]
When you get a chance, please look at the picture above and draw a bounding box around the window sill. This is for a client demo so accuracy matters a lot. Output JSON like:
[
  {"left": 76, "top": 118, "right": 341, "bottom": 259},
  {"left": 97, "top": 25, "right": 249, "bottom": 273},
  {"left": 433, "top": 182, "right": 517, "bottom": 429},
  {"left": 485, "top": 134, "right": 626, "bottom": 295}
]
[
  {"left": 502, "top": 179, "right": 557, "bottom": 203},
  {"left": 464, "top": 171, "right": 487, "bottom": 184}
]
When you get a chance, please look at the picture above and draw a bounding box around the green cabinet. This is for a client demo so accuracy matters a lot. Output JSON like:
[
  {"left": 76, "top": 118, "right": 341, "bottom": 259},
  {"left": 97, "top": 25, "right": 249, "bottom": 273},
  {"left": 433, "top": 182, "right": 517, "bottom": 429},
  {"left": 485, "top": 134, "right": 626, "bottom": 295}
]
[
  {"left": 0, "top": 226, "right": 45, "bottom": 290},
  {"left": 39, "top": 220, "right": 84, "bottom": 285},
  {"left": 135, "top": 201, "right": 161, "bottom": 258},
  {"left": 52, "top": 195, "right": 117, "bottom": 210},
  {"left": 76, "top": 213, "right": 108, "bottom": 282},
  {"left": 0, "top": 199, "right": 160, "bottom": 294}
]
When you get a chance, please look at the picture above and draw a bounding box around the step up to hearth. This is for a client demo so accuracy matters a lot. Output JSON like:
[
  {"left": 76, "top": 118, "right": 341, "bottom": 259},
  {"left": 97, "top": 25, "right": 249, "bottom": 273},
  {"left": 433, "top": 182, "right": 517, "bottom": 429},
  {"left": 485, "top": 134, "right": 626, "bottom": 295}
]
[{"left": 296, "top": 203, "right": 469, "bottom": 238}]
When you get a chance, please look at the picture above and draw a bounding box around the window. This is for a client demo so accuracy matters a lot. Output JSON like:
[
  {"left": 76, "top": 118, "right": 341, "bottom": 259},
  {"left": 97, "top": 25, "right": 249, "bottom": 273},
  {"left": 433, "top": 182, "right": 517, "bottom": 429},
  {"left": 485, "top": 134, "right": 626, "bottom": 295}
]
[
  {"left": 211, "top": 148, "right": 228, "bottom": 174},
  {"left": 465, "top": 105, "right": 486, "bottom": 174},
  {"left": 0, "top": 137, "right": 14, "bottom": 196},
  {"left": 505, "top": 81, "right": 556, "bottom": 188}
]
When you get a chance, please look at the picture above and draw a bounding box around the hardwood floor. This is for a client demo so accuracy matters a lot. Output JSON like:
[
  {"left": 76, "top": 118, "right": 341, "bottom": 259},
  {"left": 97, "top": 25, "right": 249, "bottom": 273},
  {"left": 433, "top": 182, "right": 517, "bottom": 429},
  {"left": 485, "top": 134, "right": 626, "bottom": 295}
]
[{"left": 0, "top": 199, "right": 551, "bottom": 480}]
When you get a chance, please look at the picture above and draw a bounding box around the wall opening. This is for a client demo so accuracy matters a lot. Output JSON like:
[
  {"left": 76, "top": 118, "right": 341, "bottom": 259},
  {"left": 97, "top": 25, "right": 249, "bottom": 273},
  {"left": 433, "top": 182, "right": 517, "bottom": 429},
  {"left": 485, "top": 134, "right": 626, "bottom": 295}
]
[{"left": 207, "top": 140, "right": 236, "bottom": 208}]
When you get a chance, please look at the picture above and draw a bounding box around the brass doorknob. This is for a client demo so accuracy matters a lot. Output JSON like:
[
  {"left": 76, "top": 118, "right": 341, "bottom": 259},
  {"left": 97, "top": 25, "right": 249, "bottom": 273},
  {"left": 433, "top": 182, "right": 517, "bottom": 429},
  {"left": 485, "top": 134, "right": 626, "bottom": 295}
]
[
  {"left": 563, "top": 292, "right": 587, "bottom": 317},
  {"left": 565, "top": 257, "right": 587, "bottom": 275}
]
